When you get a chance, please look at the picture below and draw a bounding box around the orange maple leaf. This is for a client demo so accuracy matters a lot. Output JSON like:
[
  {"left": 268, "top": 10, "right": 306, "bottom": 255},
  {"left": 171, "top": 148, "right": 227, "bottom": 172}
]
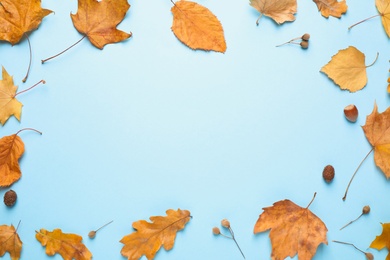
[
  {"left": 120, "top": 209, "right": 191, "bottom": 260},
  {"left": 35, "top": 228, "right": 92, "bottom": 260},
  {"left": 0, "top": 224, "right": 22, "bottom": 260},
  {"left": 171, "top": 0, "right": 226, "bottom": 53},
  {"left": 370, "top": 223, "right": 390, "bottom": 259},
  {"left": 312, "top": 0, "right": 348, "bottom": 18},
  {"left": 0, "top": 0, "right": 52, "bottom": 45},
  {"left": 249, "top": 0, "right": 297, "bottom": 25},
  {"left": 0, "top": 132, "right": 24, "bottom": 187},
  {"left": 254, "top": 197, "right": 328, "bottom": 260},
  {"left": 71, "top": 0, "right": 132, "bottom": 49}
]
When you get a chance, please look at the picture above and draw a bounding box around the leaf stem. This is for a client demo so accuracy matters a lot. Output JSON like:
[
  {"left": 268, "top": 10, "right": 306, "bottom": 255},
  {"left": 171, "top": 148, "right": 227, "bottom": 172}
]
[
  {"left": 95, "top": 220, "right": 113, "bottom": 232},
  {"left": 332, "top": 240, "right": 365, "bottom": 254},
  {"left": 15, "top": 128, "right": 42, "bottom": 136},
  {"left": 366, "top": 52, "right": 379, "bottom": 68},
  {"left": 306, "top": 192, "right": 317, "bottom": 209},
  {"left": 22, "top": 33, "right": 32, "bottom": 83},
  {"left": 256, "top": 13, "right": 264, "bottom": 26},
  {"left": 348, "top": 14, "right": 381, "bottom": 30},
  {"left": 15, "top": 220, "right": 21, "bottom": 233},
  {"left": 227, "top": 227, "right": 245, "bottom": 259},
  {"left": 41, "top": 35, "right": 86, "bottom": 64},
  {"left": 340, "top": 213, "right": 363, "bottom": 230},
  {"left": 342, "top": 148, "right": 374, "bottom": 201},
  {"left": 15, "top": 80, "right": 45, "bottom": 97}
]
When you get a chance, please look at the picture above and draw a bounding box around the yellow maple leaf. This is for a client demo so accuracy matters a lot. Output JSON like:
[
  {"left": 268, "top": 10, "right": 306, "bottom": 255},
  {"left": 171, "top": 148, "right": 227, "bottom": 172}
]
[
  {"left": 370, "top": 223, "right": 390, "bottom": 259},
  {"left": 35, "top": 229, "right": 92, "bottom": 260},
  {"left": 249, "top": 0, "right": 297, "bottom": 25},
  {"left": 320, "top": 46, "right": 378, "bottom": 92},
  {"left": 171, "top": 0, "right": 226, "bottom": 53},
  {"left": 120, "top": 209, "right": 191, "bottom": 260},
  {"left": 0, "top": 224, "right": 22, "bottom": 260},
  {"left": 376, "top": 0, "right": 390, "bottom": 37},
  {"left": 254, "top": 196, "right": 328, "bottom": 260},
  {"left": 0, "top": 67, "right": 23, "bottom": 125},
  {"left": 312, "top": 0, "right": 347, "bottom": 18}
]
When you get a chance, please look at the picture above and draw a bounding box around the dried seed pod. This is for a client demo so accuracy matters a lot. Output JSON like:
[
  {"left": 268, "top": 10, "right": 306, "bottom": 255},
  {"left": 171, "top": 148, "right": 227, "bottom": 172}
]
[
  {"left": 212, "top": 227, "right": 221, "bottom": 235},
  {"left": 221, "top": 219, "right": 230, "bottom": 228},
  {"left": 340, "top": 205, "right": 371, "bottom": 230},
  {"left": 4, "top": 190, "right": 17, "bottom": 207},
  {"left": 301, "top": 33, "right": 310, "bottom": 41},
  {"left": 322, "top": 165, "right": 335, "bottom": 183},
  {"left": 300, "top": 41, "right": 309, "bottom": 49}
]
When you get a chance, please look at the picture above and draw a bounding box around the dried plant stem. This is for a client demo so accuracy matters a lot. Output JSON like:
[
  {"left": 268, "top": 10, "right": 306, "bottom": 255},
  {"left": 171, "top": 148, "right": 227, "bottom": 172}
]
[
  {"left": 15, "top": 128, "right": 42, "bottom": 136},
  {"left": 340, "top": 213, "right": 363, "bottom": 230},
  {"left": 256, "top": 13, "right": 264, "bottom": 26},
  {"left": 15, "top": 80, "right": 45, "bottom": 97},
  {"left": 276, "top": 37, "right": 301, "bottom": 47},
  {"left": 366, "top": 52, "right": 379, "bottom": 68},
  {"left": 342, "top": 148, "right": 374, "bottom": 201},
  {"left": 306, "top": 192, "right": 317, "bottom": 209},
  {"left": 22, "top": 33, "right": 32, "bottom": 83},
  {"left": 95, "top": 220, "right": 113, "bottom": 232},
  {"left": 227, "top": 227, "right": 245, "bottom": 259},
  {"left": 348, "top": 14, "right": 381, "bottom": 30},
  {"left": 41, "top": 35, "right": 86, "bottom": 64},
  {"left": 332, "top": 240, "right": 365, "bottom": 254}
]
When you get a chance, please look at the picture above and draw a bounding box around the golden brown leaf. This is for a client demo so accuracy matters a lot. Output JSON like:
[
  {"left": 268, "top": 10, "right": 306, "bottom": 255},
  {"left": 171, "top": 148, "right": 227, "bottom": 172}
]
[
  {"left": 0, "top": 67, "right": 22, "bottom": 125},
  {"left": 171, "top": 1, "right": 226, "bottom": 53},
  {"left": 249, "top": 0, "right": 297, "bottom": 25},
  {"left": 376, "top": 0, "right": 390, "bottom": 38},
  {"left": 362, "top": 103, "right": 390, "bottom": 179},
  {"left": 254, "top": 199, "right": 328, "bottom": 260},
  {"left": 370, "top": 223, "right": 390, "bottom": 259},
  {"left": 71, "top": 0, "right": 132, "bottom": 49},
  {"left": 35, "top": 229, "right": 92, "bottom": 260},
  {"left": 313, "top": 0, "right": 347, "bottom": 18},
  {"left": 0, "top": 0, "right": 52, "bottom": 45},
  {"left": 0, "top": 133, "right": 24, "bottom": 187},
  {"left": 320, "top": 46, "right": 377, "bottom": 92},
  {"left": 0, "top": 224, "right": 22, "bottom": 260},
  {"left": 120, "top": 209, "right": 191, "bottom": 260}
]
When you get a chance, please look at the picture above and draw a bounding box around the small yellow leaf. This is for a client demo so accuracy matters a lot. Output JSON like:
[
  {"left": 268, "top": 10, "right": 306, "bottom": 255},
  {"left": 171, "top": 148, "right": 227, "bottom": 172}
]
[
  {"left": 171, "top": 1, "right": 226, "bottom": 53},
  {"left": 370, "top": 223, "right": 390, "bottom": 259},
  {"left": 0, "top": 67, "right": 22, "bottom": 125},
  {"left": 376, "top": 0, "right": 390, "bottom": 38},
  {"left": 313, "top": 0, "right": 347, "bottom": 18}
]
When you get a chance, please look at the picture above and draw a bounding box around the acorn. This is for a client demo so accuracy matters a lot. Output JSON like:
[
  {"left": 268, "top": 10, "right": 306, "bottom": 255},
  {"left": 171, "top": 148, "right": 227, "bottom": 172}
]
[
  {"left": 344, "top": 104, "right": 358, "bottom": 123},
  {"left": 4, "top": 190, "right": 17, "bottom": 207},
  {"left": 322, "top": 165, "right": 335, "bottom": 183}
]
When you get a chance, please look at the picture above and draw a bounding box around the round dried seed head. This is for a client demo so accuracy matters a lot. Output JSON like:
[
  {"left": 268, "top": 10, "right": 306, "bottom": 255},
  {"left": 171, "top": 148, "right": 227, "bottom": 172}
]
[
  {"left": 221, "top": 219, "right": 230, "bottom": 228},
  {"left": 4, "top": 190, "right": 17, "bottom": 207},
  {"left": 212, "top": 227, "right": 221, "bottom": 235},
  {"left": 88, "top": 231, "right": 96, "bottom": 239},
  {"left": 363, "top": 205, "right": 371, "bottom": 214},
  {"left": 301, "top": 33, "right": 310, "bottom": 41},
  {"left": 300, "top": 41, "right": 309, "bottom": 49},
  {"left": 322, "top": 165, "right": 335, "bottom": 183},
  {"left": 365, "top": 252, "right": 374, "bottom": 260}
]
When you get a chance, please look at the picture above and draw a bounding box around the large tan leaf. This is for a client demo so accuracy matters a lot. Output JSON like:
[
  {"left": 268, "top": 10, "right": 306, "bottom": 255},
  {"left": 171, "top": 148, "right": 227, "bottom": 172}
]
[
  {"left": 254, "top": 199, "right": 328, "bottom": 260},
  {"left": 313, "top": 0, "right": 347, "bottom": 18},
  {"left": 120, "top": 209, "right": 191, "bottom": 260},
  {"left": 35, "top": 229, "right": 92, "bottom": 260},
  {"left": 0, "top": 224, "right": 22, "bottom": 260},
  {"left": 0, "top": 133, "right": 24, "bottom": 187},
  {"left": 249, "top": 0, "right": 297, "bottom": 25},
  {"left": 320, "top": 46, "right": 377, "bottom": 92},
  {"left": 0, "top": 67, "right": 22, "bottom": 125},
  {"left": 362, "top": 103, "right": 390, "bottom": 179},
  {"left": 171, "top": 0, "right": 226, "bottom": 53}
]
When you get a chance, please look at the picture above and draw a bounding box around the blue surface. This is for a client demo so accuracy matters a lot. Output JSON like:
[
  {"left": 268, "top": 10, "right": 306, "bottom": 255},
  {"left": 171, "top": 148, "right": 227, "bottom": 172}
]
[{"left": 1, "top": 0, "right": 390, "bottom": 259}]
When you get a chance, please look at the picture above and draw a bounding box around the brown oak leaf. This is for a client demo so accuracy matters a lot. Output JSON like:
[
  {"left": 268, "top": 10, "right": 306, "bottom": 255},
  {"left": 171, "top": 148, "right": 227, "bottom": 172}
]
[
  {"left": 35, "top": 228, "right": 92, "bottom": 260},
  {"left": 249, "top": 0, "right": 297, "bottom": 25},
  {"left": 370, "top": 223, "right": 390, "bottom": 259},
  {"left": 320, "top": 46, "right": 378, "bottom": 92},
  {"left": 0, "top": 224, "right": 22, "bottom": 260},
  {"left": 0, "top": 0, "right": 52, "bottom": 45},
  {"left": 362, "top": 103, "right": 390, "bottom": 179},
  {"left": 313, "top": 0, "right": 347, "bottom": 18},
  {"left": 120, "top": 209, "right": 191, "bottom": 260},
  {"left": 254, "top": 198, "right": 328, "bottom": 260},
  {"left": 71, "top": 0, "right": 132, "bottom": 49},
  {"left": 0, "top": 67, "right": 23, "bottom": 125},
  {"left": 171, "top": 0, "right": 226, "bottom": 53},
  {"left": 0, "top": 132, "right": 24, "bottom": 187}
]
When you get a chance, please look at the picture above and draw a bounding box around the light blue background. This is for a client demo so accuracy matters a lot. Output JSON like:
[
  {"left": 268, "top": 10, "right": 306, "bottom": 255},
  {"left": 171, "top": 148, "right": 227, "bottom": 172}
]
[{"left": 1, "top": 0, "right": 390, "bottom": 259}]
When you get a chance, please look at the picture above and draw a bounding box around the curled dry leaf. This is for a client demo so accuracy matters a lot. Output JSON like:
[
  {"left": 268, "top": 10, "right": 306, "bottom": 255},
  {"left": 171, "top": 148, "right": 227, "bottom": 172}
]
[
  {"left": 71, "top": 0, "right": 132, "bottom": 49},
  {"left": 370, "top": 223, "right": 390, "bottom": 258},
  {"left": 249, "top": 0, "right": 297, "bottom": 25},
  {"left": 320, "top": 46, "right": 378, "bottom": 92},
  {"left": 0, "top": 0, "right": 52, "bottom": 45},
  {"left": 0, "top": 224, "right": 22, "bottom": 260},
  {"left": 254, "top": 198, "right": 328, "bottom": 260},
  {"left": 120, "top": 209, "right": 191, "bottom": 260},
  {"left": 35, "top": 228, "right": 92, "bottom": 260},
  {"left": 171, "top": 0, "right": 226, "bottom": 53},
  {"left": 312, "top": 0, "right": 347, "bottom": 18}
]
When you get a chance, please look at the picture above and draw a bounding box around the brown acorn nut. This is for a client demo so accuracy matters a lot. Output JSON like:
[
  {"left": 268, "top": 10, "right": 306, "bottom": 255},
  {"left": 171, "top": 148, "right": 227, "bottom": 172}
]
[
  {"left": 344, "top": 104, "right": 358, "bottom": 122},
  {"left": 322, "top": 165, "right": 335, "bottom": 183},
  {"left": 4, "top": 190, "right": 17, "bottom": 207}
]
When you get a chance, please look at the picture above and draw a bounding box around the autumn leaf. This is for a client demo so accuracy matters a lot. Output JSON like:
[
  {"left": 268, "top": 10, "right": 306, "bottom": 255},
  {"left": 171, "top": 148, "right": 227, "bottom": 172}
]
[
  {"left": 0, "top": 0, "right": 52, "bottom": 45},
  {"left": 254, "top": 194, "right": 328, "bottom": 260},
  {"left": 71, "top": 0, "right": 132, "bottom": 49},
  {"left": 320, "top": 46, "right": 378, "bottom": 92},
  {"left": 249, "top": 0, "right": 297, "bottom": 25},
  {"left": 0, "top": 224, "right": 22, "bottom": 260},
  {"left": 171, "top": 0, "right": 226, "bottom": 53},
  {"left": 370, "top": 223, "right": 390, "bottom": 259},
  {"left": 120, "top": 209, "right": 191, "bottom": 260},
  {"left": 0, "top": 67, "right": 22, "bottom": 125},
  {"left": 312, "top": 0, "right": 347, "bottom": 18},
  {"left": 376, "top": 0, "right": 390, "bottom": 37},
  {"left": 35, "top": 228, "right": 92, "bottom": 260}
]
